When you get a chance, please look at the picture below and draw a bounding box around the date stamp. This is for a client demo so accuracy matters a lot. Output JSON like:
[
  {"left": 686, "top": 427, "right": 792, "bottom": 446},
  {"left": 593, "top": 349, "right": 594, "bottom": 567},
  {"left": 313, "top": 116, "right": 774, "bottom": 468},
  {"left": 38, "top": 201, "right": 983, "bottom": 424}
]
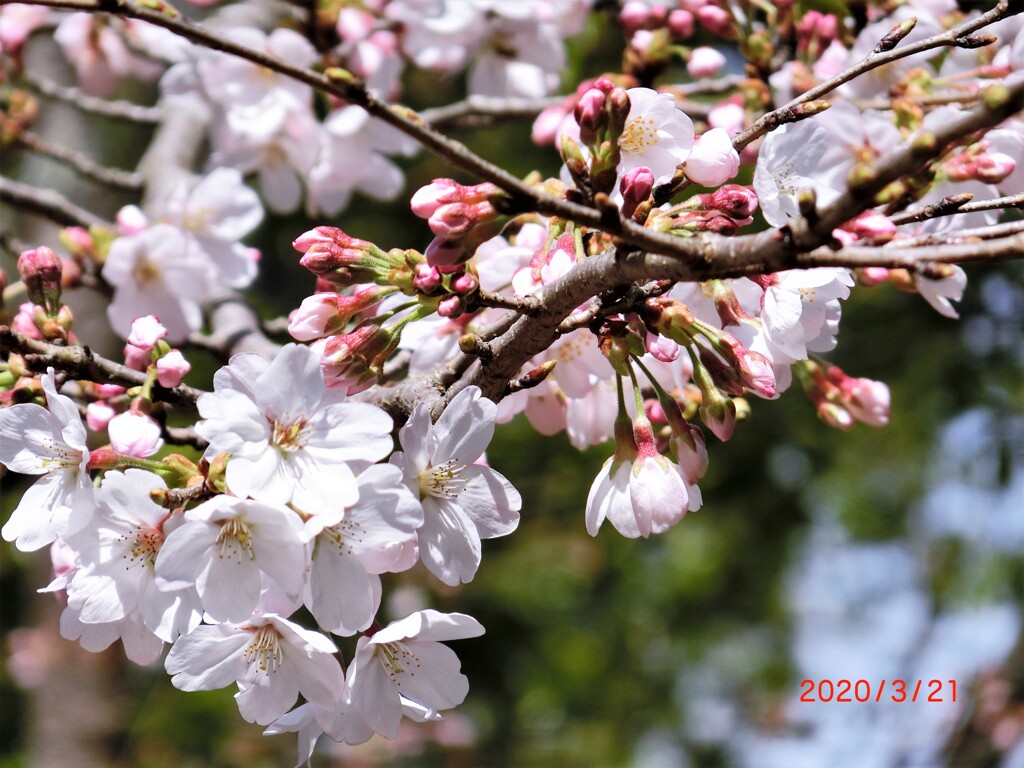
[{"left": 799, "top": 679, "right": 958, "bottom": 703}]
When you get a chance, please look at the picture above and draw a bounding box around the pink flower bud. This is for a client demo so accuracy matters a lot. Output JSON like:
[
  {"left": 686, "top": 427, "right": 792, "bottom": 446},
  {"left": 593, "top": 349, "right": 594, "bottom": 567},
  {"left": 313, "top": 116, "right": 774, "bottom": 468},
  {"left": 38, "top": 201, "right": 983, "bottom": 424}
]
[
  {"left": 86, "top": 401, "right": 117, "bottom": 432},
  {"left": 452, "top": 272, "right": 478, "bottom": 294},
  {"left": 108, "top": 410, "right": 164, "bottom": 458},
  {"left": 18, "top": 246, "right": 63, "bottom": 312},
  {"left": 687, "top": 46, "right": 726, "bottom": 78},
  {"left": 413, "top": 262, "right": 443, "bottom": 293},
  {"left": 94, "top": 383, "right": 126, "bottom": 398},
  {"left": 619, "top": 0, "right": 652, "bottom": 33},
  {"left": 817, "top": 401, "right": 854, "bottom": 429},
  {"left": 123, "top": 343, "right": 151, "bottom": 371},
  {"left": 411, "top": 179, "right": 464, "bottom": 218},
  {"left": 428, "top": 201, "right": 495, "bottom": 239},
  {"left": 681, "top": 0, "right": 708, "bottom": 12},
  {"left": 816, "top": 13, "right": 839, "bottom": 44},
  {"left": 975, "top": 152, "right": 1016, "bottom": 184},
  {"left": 294, "top": 227, "right": 388, "bottom": 283},
  {"left": 708, "top": 101, "right": 745, "bottom": 136},
  {"left": 645, "top": 332, "right": 680, "bottom": 362},
  {"left": 668, "top": 9, "right": 695, "bottom": 38},
  {"left": 532, "top": 104, "right": 569, "bottom": 145},
  {"left": 700, "top": 393, "right": 737, "bottom": 441},
  {"left": 156, "top": 349, "right": 191, "bottom": 388},
  {"left": 574, "top": 88, "right": 607, "bottom": 145},
  {"left": 425, "top": 237, "right": 470, "bottom": 271},
  {"left": 592, "top": 76, "right": 616, "bottom": 94},
  {"left": 858, "top": 267, "right": 891, "bottom": 286},
  {"left": 288, "top": 288, "right": 391, "bottom": 341},
  {"left": 620, "top": 166, "right": 655, "bottom": 218},
  {"left": 127, "top": 314, "right": 168, "bottom": 350},
  {"left": 847, "top": 211, "right": 896, "bottom": 244},
  {"left": 115, "top": 205, "right": 148, "bottom": 235},
  {"left": 437, "top": 295, "right": 464, "bottom": 317},
  {"left": 313, "top": 325, "right": 397, "bottom": 394},
  {"left": 336, "top": 7, "right": 374, "bottom": 41},
  {"left": 708, "top": 184, "right": 758, "bottom": 218},
  {"left": 672, "top": 421, "right": 708, "bottom": 483},
  {"left": 683, "top": 129, "right": 740, "bottom": 187},
  {"left": 12, "top": 303, "right": 42, "bottom": 340},
  {"left": 695, "top": 5, "right": 732, "bottom": 35}
]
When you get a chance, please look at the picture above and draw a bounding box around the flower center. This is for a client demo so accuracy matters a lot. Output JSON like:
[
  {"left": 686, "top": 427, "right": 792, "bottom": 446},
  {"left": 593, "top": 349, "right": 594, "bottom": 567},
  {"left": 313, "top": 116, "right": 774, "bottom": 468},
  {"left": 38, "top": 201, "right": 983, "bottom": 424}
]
[
  {"left": 122, "top": 526, "right": 163, "bottom": 569},
  {"left": 619, "top": 116, "right": 659, "bottom": 154},
  {"left": 132, "top": 257, "right": 161, "bottom": 286},
  {"left": 244, "top": 625, "right": 283, "bottom": 673},
  {"left": 376, "top": 641, "right": 421, "bottom": 684},
  {"left": 271, "top": 416, "right": 310, "bottom": 453},
  {"left": 419, "top": 458, "right": 468, "bottom": 499},
  {"left": 216, "top": 517, "right": 255, "bottom": 561},
  {"left": 39, "top": 438, "right": 82, "bottom": 472}
]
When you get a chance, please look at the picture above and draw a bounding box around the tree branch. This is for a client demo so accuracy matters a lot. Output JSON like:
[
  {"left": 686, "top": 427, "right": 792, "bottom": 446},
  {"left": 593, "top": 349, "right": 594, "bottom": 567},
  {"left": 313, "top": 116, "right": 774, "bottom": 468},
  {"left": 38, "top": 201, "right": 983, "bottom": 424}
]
[
  {"left": 17, "top": 131, "right": 145, "bottom": 191},
  {"left": 0, "top": 176, "right": 110, "bottom": 229},
  {"left": 0, "top": 326, "right": 204, "bottom": 407},
  {"left": 22, "top": 72, "right": 163, "bottom": 124}
]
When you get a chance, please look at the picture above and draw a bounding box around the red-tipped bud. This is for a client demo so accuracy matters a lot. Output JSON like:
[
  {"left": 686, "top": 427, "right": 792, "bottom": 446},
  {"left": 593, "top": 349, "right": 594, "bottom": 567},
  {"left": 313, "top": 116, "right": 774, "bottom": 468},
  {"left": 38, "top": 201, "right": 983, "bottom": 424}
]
[
  {"left": 695, "top": 4, "right": 732, "bottom": 35},
  {"left": 313, "top": 324, "right": 399, "bottom": 394},
  {"left": 620, "top": 166, "right": 655, "bottom": 219},
  {"left": 288, "top": 287, "right": 393, "bottom": 341},
  {"left": 574, "top": 88, "right": 608, "bottom": 146},
  {"left": 846, "top": 211, "right": 896, "bottom": 244},
  {"left": 437, "top": 295, "right": 464, "bottom": 317},
  {"left": 18, "top": 246, "right": 63, "bottom": 314},
  {"left": 425, "top": 237, "right": 471, "bottom": 271},
  {"left": 452, "top": 272, "right": 478, "bottom": 295},
  {"left": 707, "top": 184, "right": 759, "bottom": 218},
  {"left": 668, "top": 9, "right": 695, "bottom": 38},
  {"left": 413, "top": 262, "right": 443, "bottom": 293}
]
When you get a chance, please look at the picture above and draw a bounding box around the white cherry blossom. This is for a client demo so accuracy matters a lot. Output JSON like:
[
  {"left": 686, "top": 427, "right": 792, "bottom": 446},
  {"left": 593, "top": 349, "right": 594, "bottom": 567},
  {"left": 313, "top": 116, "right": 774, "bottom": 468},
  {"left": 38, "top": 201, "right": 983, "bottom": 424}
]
[
  {"left": 618, "top": 87, "right": 694, "bottom": 186},
  {"left": 195, "top": 344, "right": 393, "bottom": 510},
  {"left": 391, "top": 386, "right": 522, "bottom": 585},
  {"left": 302, "top": 464, "right": 423, "bottom": 636},
  {"left": 0, "top": 370, "right": 94, "bottom": 551},
  {"left": 346, "top": 610, "right": 484, "bottom": 738},
  {"left": 155, "top": 495, "right": 307, "bottom": 624},
  {"left": 65, "top": 470, "right": 202, "bottom": 643},
  {"left": 166, "top": 614, "right": 345, "bottom": 725}
]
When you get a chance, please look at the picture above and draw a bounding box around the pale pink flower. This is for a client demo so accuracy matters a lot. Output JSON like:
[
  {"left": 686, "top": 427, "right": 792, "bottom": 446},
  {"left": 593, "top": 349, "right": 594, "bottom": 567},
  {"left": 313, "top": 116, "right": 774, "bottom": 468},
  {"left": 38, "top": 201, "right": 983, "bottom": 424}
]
[
  {"left": 618, "top": 87, "right": 695, "bottom": 185},
  {"left": 127, "top": 315, "right": 168, "bottom": 351},
  {"left": 347, "top": 610, "right": 484, "bottom": 738},
  {"left": 166, "top": 615, "right": 345, "bottom": 725},
  {"left": 0, "top": 370, "right": 94, "bottom": 551},
  {"left": 107, "top": 411, "right": 164, "bottom": 458},
  {"left": 683, "top": 128, "right": 740, "bottom": 187},
  {"left": 156, "top": 350, "right": 191, "bottom": 388},
  {"left": 155, "top": 495, "right": 307, "bottom": 624},
  {"left": 86, "top": 401, "right": 116, "bottom": 432},
  {"left": 390, "top": 386, "right": 521, "bottom": 586}
]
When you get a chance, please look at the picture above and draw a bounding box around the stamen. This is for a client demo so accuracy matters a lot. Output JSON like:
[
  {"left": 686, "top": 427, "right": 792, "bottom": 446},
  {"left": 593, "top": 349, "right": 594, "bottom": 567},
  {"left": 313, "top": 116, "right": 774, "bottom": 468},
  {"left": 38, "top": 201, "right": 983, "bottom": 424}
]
[
  {"left": 419, "top": 458, "right": 468, "bottom": 499},
  {"left": 216, "top": 517, "right": 255, "bottom": 561},
  {"left": 244, "top": 625, "right": 283, "bottom": 673}
]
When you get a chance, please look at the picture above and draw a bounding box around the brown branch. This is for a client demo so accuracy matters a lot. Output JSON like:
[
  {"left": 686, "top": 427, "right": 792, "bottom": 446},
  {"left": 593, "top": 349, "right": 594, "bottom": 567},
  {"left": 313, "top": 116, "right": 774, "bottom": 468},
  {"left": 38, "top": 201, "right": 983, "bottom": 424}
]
[
  {"left": 22, "top": 72, "right": 163, "bottom": 123},
  {"left": 17, "top": 131, "right": 145, "bottom": 191},
  {"left": 796, "top": 232, "right": 1024, "bottom": 269},
  {"left": 732, "top": 0, "right": 1021, "bottom": 151},
  {"left": 420, "top": 96, "right": 563, "bottom": 130},
  {"left": 0, "top": 326, "right": 204, "bottom": 407},
  {"left": 0, "top": 175, "right": 110, "bottom": 228},
  {"left": 892, "top": 219, "right": 1024, "bottom": 247}
]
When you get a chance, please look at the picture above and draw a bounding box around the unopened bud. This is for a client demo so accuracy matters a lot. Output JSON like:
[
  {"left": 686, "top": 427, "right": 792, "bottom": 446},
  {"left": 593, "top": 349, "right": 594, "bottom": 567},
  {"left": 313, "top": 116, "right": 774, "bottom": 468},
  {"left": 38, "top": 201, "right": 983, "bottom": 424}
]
[
  {"left": 874, "top": 17, "right": 916, "bottom": 53},
  {"left": 668, "top": 9, "right": 695, "bottom": 38},
  {"left": 413, "top": 262, "right": 443, "bottom": 293},
  {"left": 955, "top": 33, "right": 997, "bottom": 49},
  {"left": 620, "top": 166, "right": 655, "bottom": 219},
  {"left": 707, "top": 185, "right": 758, "bottom": 218},
  {"left": 437, "top": 295, "right": 464, "bottom": 317},
  {"left": 18, "top": 246, "right": 63, "bottom": 314},
  {"left": 452, "top": 272, "right": 478, "bottom": 294},
  {"left": 574, "top": 88, "right": 608, "bottom": 146},
  {"left": 696, "top": 4, "right": 732, "bottom": 36}
]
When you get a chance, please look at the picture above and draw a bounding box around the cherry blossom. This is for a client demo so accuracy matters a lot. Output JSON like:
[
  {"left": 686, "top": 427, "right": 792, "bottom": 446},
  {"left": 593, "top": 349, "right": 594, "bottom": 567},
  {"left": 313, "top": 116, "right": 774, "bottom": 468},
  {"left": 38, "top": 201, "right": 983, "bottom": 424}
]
[
  {"left": 165, "top": 614, "right": 345, "bottom": 725},
  {"left": 618, "top": 87, "right": 695, "bottom": 185},
  {"left": 0, "top": 370, "right": 94, "bottom": 552},
  {"left": 194, "top": 344, "right": 393, "bottom": 510},
  {"left": 391, "top": 386, "right": 522, "bottom": 585},
  {"left": 346, "top": 610, "right": 484, "bottom": 739},
  {"left": 154, "top": 495, "right": 307, "bottom": 624}
]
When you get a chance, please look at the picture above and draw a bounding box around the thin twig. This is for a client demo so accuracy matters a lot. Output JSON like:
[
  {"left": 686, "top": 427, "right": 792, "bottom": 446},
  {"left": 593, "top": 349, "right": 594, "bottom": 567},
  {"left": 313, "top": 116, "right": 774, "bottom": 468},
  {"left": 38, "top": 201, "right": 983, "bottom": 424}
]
[
  {"left": 22, "top": 72, "right": 163, "bottom": 123},
  {"left": 0, "top": 175, "right": 110, "bottom": 228},
  {"left": 891, "top": 219, "right": 1024, "bottom": 247},
  {"left": 0, "top": 326, "right": 204, "bottom": 407},
  {"left": 420, "top": 96, "right": 563, "bottom": 130},
  {"left": 17, "top": 131, "right": 145, "bottom": 191},
  {"left": 733, "top": 0, "right": 1020, "bottom": 151}
]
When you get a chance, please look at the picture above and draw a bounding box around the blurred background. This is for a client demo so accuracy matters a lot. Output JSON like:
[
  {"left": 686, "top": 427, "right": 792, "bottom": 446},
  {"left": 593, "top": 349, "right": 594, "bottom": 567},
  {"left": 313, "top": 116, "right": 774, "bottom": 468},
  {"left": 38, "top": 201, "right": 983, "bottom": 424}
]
[{"left": 2, "top": 7, "right": 1023, "bottom": 768}]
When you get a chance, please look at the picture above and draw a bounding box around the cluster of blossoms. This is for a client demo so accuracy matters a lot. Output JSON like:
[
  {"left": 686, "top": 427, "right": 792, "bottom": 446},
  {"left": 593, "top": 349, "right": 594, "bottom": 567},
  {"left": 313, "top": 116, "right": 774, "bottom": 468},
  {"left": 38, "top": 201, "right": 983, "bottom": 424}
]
[
  {"left": 1, "top": 334, "right": 520, "bottom": 757},
  {"left": 2, "top": 0, "right": 1024, "bottom": 760}
]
